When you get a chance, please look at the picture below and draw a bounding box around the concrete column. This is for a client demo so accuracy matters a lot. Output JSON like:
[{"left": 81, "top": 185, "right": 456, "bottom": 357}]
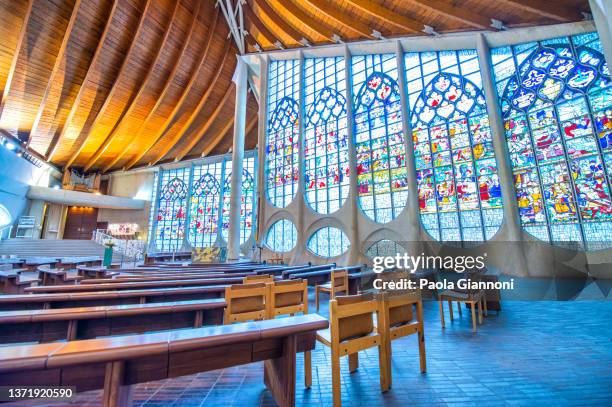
[
  {"left": 396, "top": 41, "right": 422, "bottom": 252},
  {"left": 295, "top": 51, "right": 307, "bottom": 264},
  {"left": 477, "top": 33, "right": 529, "bottom": 276},
  {"left": 343, "top": 45, "right": 361, "bottom": 263},
  {"left": 27, "top": 199, "right": 45, "bottom": 239},
  {"left": 147, "top": 170, "right": 163, "bottom": 252},
  {"left": 589, "top": 0, "right": 612, "bottom": 65},
  {"left": 227, "top": 56, "right": 248, "bottom": 260},
  {"left": 255, "top": 56, "right": 269, "bottom": 251},
  {"left": 180, "top": 163, "right": 195, "bottom": 252}
]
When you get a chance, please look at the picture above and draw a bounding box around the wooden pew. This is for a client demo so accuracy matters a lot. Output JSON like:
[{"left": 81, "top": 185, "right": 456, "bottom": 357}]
[
  {"left": 57, "top": 256, "right": 102, "bottom": 270},
  {"left": 144, "top": 251, "right": 192, "bottom": 264},
  {"left": 0, "top": 285, "right": 227, "bottom": 311},
  {"left": 0, "top": 258, "right": 26, "bottom": 269},
  {"left": 25, "top": 276, "right": 244, "bottom": 294},
  {"left": 80, "top": 272, "right": 256, "bottom": 284},
  {"left": 125, "top": 264, "right": 286, "bottom": 275},
  {"left": 0, "top": 269, "right": 40, "bottom": 294},
  {"left": 0, "top": 314, "right": 328, "bottom": 407},
  {"left": 0, "top": 298, "right": 226, "bottom": 345},
  {"left": 77, "top": 266, "right": 119, "bottom": 280},
  {"left": 281, "top": 264, "right": 336, "bottom": 279},
  {"left": 289, "top": 265, "right": 364, "bottom": 286},
  {"left": 37, "top": 266, "right": 83, "bottom": 286},
  {"left": 24, "top": 257, "right": 57, "bottom": 271}
]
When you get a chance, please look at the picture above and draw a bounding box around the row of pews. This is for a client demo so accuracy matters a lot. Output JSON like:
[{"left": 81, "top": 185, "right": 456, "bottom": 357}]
[{"left": 0, "top": 260, "right": 373, "bottom": 406}]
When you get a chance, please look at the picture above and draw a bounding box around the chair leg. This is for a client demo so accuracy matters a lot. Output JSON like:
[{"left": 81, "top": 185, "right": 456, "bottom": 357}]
[
  {"left": 348, "top": 353, "right": 359, "bottom": 373},
  {"left": 315, "top": 286, "right": 320, "bottom": 311},
  {"left": 331, "top": 347, "right": 342, "bottom": 407},
  {"left": 478, "top": 298, "right": 483, "bottom": 324},
  {"left": 448, "top": 300, "right": 454, "bottom": 321},
  {"left": 470, "top": 302, "right": 477, "bottom": 332},
  {"left": 483, "top": 293, "right": 488, "bottom": 316},
  {"left": 457, "top": 301, "right": 462, "bottom": 317},
  {"left": 378, "top": 343, "right": 390, "bottom": 392},
  {"left": 438, "top": 298, "right": 445, "bottom": 329},
  {"left": 417, "top": 300, "right": 426, "bottom": 374},
  {"left": 304, "top": 350, "right": 312, "bottom": 388}
]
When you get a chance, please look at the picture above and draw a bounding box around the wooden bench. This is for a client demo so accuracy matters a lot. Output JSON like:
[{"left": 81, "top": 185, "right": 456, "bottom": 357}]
[
  {"left": 144, "top": 252, "right": 192, "bottom": 264},
  {"left": 24, "top": 257, "right": 57, "bottom": 271},
  {"left": 25, "top": 276, "right": 244, "bottom": 294},
  {"left": 0, "top": 314, "right": 327, "bottom": 407},
  {"left": 57, "top": 256, "right": 102, "bottom": 270},
  {"left": 37, "top": 266, "right": 83, "bottom": 286},
  {"left": 0, "top": 285, "right": 227, "bottom": 311},
  {"left": 281, "top": 264, "right": 335, "bottom": 279},
  {"left": 289, "top": 265, "right": 365, "bottom": 288},
  {"left": 0, "top": 298, "right": 226, "bottom": 345},
  {"left": 0, "top": 269, "right": 40, "bottom": 294},
  {"left": 0, "top": 258, "right": 26, "bottom": 269},
  {"left": 77, "top": 266, "right": 119, "bottom": 280},
  {"left": 80, "top": 272, "right": 256, "bottom": 284}
]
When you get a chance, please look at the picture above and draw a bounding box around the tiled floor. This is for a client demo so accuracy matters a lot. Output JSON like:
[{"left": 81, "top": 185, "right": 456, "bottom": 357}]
[{"left": 7, "top": 297, "right": 612, "bottom": 407}]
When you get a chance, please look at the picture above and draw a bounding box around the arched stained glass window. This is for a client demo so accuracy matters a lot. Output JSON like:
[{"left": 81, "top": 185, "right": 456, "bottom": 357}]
[
  {"left": 265, "top": 219, "right": 297, "bottom": 253},
  {"left": 188, "top": 162, "right": 223, "bottom": 248},
  {"left": 405, "top": 50, "right": 503, "bottom": 242},
  {"left": 352, "top": 54, "right": 409, "bottom": 223},
  {"left": 492, "top": 32, "right": 612, "bottom": 250},
  {"left": 365, "top": 239, "right": 407, "bottom": 259},
  {"left": 156, "top": 167, "right": 189, "bottom": 251},
  {"left": 221, "top": 157, "right": 256, "bottom": 244},
  {"left": 266, "top": 60, "right": 300, "bottom": 208},
  {"left": 304, "top": 57, "right": 350, "bottom": 214},
  {"left": 307, "top": 227, "right": 350, "bottom": 258}
]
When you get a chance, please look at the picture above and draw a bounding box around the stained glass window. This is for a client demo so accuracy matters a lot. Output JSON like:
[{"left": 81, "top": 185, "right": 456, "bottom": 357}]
[
  {"left": 188, "top": 162, "right": 223, "bottom": 248},
  {"left": 304, "top": 57, "right": 350, "bottom": 214},
  {"left": 406, "top": 50, "right": 504, "bottom": 242},
  {"left": 155, "top": 167, "right": 189, "bottom": 252},
  {"left": 265, "top": 219, "right": 297, "bottom": 252},
  {"left": 492, "top": 32, "right": 612, "bottom": 250},
  {"left": 266, "top": 60, "right": 300, "bottom": 208},
  {"left": 365, "top": 239, "right": 407, "bottom": 259},
  {"left": 352, "top": 54, "right": 409, "bottom": 223},
  {"left": 307, "top": 227, "right": 350, "bottom": 258},
  {"left": 221, "top": 157, "right": 256, "bottom": 244}
]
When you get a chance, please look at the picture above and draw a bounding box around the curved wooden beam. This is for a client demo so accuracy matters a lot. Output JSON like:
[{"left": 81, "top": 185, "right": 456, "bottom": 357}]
[
  {"left": 201, "top": 112, "right": 257, "bottom": 157},
  {"left": 251, "top": 0, "right": 309, "bottom": 44},
  {"left": 406, "top": 0, "right": 494, "bottom": 30},
  {"left": 302, "top": 0, "right": 374, "bottom": 38},
  {"left": 499, "top": 0, "right": 582, "bottom": 22},
  {"left": 106, "top": 0, "right": 205, "bottom": 173},
  {"left": 123, "top": 5, "right": 219, "bottom": 171},
  {"left": 267, "top": 0, "right": 336, "bottom": 41},
  {"left": 174, "top": 84, "right": 233, "bottom": 161},
  {"left": 84, "top": 0, "right": 181, "bottom": 172},
  {"left": 345, "top": 0, "right": 423, "bottom": 33},
  {"left": 28, "top": 0, "right": 82, "bottom": 149},
  {"left": 64, "top": 0, "right": 154, "bottom": 169},
  {"left": 0, "top": 0, "right": 34, "bottom": 121},
  {"left": 244, "top": 3, "right": 282, "bottom": 48},
  {"left": 46, "top": 0, "right": 120, "bottom": 161},
  {"left": 149, "top": 42, "right": 232, "bottom": 166}
]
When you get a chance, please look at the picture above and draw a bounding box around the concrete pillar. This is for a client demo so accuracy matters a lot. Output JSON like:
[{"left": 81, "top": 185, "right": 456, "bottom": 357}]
[
  {"left": 147, "top": 170, "right": 162, "bottom": 252},
  {"left": 477, "top": 33, "right": 529, "bottom": 276},
  {"left": 27, "top": 199, "right": 45, "bottom": 239},
  {"left": 589, "top": 0, "right": 612, "bottom": 65},
  {"left": 255, "top": 56, "right": 269, "bottom": 252},
  {"left": 396, "top": 41, "right": 422, "bottom": 253},
  {"left": 180, "top": 163, "right": 195, "bottom": 252},
  {"left": 343, "top": 45, "right": 361, "bottom": 263},
  {"left": 227, "top": 56, "right": 248, "bottom": 260},
  {"left": 295, "top": 51, "right": 307, "bottom": 264}
]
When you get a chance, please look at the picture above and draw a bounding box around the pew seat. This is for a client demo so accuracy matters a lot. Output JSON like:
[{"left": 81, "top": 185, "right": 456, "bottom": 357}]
[
  {"left": 0, "top": 314, "right": 328, "bottom": 407},
  {"left": 0, "top": 269, "right": 40, "bottom": 294},
  {"left": 0, "top": 298, "right": 226, "bottom": 344}
]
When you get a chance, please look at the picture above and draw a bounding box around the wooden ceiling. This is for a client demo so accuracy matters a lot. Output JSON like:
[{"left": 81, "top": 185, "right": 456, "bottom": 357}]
[
  {"left": 0, "top": 0, "right": 258, "bottom": 173},
  {"left": 0, "top": 0, "right": 590, "bottom": 174},
  {"left": 244, "top": 0, "right": 590, "bottom": 51}
]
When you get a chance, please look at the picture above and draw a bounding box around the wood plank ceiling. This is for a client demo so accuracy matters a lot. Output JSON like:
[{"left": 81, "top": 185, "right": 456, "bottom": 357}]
[{"left": 0, "top": 0, "right": 590, "bottom": 174}]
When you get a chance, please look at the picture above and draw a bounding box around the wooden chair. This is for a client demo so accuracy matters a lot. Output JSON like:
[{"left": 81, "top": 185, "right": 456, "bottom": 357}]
[
  {"left": 268, "top": 279, "right": 312, "bottom": 388},
  {"left": 243, "top": 274, "right": 274, "bottom": 284},
  {"left": 315, "top": 269, "right": 349, "bottom": 311},
  {"left": 223, "top": 283, "right": 268, "bottom": 324},
  {"left": 380, "top": 290, "right": 426, "bottom": 385},
  {"left": 438, "top": 269, "right": 487, "bottom": 332},
  {"left": 316, "top": 294, "right": 389, "bottom": 407}
]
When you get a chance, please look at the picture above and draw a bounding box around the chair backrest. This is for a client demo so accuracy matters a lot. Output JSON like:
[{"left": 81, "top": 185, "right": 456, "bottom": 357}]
[
  {"left": 243, "top": 274, "right": 274, "bottom": 284},
  {"left": 269, "top": 279, "right": 308, "bottom": 317},
  {"left": 331, "top": 269, "right": 349, "bottom": 290},
  {"left": 331, "top": 294, "right": 381, "bottom": 343},
  {"left": 224, "top": 283, "right": 268, "bottom": 324},
  {"left": 385, "top": 290, "right": 420, "bottom": 327}
]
